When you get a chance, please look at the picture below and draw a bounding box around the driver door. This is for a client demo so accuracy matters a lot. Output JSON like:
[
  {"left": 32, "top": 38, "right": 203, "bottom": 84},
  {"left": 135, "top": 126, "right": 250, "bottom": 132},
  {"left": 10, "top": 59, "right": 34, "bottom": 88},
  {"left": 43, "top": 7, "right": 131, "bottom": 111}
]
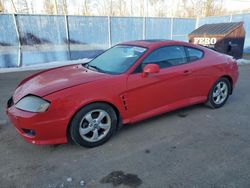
[{"left": 126, "top": 45, "right": 194, "bottom": 120}]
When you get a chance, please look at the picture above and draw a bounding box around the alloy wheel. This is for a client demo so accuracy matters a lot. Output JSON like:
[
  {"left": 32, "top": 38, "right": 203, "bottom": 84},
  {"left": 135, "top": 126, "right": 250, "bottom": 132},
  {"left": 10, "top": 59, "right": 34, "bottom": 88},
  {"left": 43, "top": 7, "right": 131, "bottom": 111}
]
[
  {"left": 79, "top": 109, "right": 111, "bottom": 143},
  {"left": 212, "top": 81, "right": 228, "bottom": 105}
]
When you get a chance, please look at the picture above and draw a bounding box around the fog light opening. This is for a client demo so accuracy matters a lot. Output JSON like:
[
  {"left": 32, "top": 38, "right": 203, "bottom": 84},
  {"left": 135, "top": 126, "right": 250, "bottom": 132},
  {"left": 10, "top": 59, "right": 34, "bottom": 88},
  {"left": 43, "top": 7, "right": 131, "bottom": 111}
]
[{"left": 22, "top": 128, "right": 36, "bottom": 137}]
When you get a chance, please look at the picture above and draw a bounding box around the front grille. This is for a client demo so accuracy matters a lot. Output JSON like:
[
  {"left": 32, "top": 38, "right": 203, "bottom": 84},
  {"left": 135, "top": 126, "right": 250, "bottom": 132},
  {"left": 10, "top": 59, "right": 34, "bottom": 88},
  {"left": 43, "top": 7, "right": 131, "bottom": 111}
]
[{"left": 7, "top": 97, "right": 14, "bottom": 108}]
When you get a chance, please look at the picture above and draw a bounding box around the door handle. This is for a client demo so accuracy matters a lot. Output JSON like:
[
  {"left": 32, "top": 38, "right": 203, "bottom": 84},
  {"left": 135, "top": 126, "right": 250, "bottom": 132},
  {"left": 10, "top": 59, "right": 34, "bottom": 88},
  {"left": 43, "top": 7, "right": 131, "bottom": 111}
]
[{"left": 183, "top": 70, "right": 192, "bottom": 75}]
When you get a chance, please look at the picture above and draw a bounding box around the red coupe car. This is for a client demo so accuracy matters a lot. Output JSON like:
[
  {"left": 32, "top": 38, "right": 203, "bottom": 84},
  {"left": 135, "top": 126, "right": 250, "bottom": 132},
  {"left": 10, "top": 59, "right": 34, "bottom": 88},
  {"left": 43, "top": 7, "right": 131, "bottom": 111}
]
[{"left": 6, "top": 40, "right": 238, "bottom": 147}]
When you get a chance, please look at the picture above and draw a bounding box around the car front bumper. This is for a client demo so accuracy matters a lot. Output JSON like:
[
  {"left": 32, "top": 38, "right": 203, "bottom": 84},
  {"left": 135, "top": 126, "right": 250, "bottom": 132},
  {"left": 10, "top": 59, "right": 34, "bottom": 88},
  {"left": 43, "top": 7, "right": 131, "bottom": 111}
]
[{"left": 6, "top": 102, "right": 68, "bottom": 145}]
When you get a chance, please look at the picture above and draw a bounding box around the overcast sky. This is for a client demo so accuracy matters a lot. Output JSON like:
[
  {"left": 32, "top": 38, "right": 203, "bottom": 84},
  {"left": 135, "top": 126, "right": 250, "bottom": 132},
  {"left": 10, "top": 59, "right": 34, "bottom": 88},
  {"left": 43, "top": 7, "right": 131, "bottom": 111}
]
[{"left": 224, "top": 0, "right": 250, "bottom": 10}]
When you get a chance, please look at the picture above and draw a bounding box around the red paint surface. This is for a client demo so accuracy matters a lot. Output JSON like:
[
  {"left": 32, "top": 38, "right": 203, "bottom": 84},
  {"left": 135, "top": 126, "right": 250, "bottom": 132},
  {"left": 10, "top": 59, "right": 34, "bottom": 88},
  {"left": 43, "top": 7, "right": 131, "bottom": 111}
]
[{"left": 6, "top": 40, "right": 239, "bottom": 145}]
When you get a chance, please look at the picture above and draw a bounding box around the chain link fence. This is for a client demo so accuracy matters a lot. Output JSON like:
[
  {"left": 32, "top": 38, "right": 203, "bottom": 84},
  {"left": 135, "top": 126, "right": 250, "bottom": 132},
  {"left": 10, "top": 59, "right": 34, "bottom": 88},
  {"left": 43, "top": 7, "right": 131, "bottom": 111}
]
[{"left": 0, "top": 13, "right": 249, "bottom": 68}]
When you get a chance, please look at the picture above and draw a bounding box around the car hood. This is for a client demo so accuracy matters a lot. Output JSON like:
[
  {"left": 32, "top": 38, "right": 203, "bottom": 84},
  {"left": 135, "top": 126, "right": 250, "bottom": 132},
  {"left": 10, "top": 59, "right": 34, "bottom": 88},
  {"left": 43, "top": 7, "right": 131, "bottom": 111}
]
[{"left": 13, "top": 64, "right": 110, "bottom": 103}]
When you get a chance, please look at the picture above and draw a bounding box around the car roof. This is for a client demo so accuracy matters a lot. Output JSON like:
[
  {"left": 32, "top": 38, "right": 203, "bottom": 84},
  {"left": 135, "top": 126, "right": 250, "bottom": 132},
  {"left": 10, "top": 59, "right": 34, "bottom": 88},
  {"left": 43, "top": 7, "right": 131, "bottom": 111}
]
[
  {"left": 120, "top": 39, "right": 214, "bottom": 53},
  {"left": 120, "top": 39, "right": 188, "bottom": 49}
]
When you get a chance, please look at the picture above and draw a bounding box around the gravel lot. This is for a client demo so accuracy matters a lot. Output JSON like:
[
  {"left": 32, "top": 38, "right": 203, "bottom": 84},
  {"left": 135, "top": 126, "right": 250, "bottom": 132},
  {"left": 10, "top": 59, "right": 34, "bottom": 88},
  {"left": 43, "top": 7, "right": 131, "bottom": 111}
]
[{"left": 0, "top": 65, "right": 250, "bottom": 188}]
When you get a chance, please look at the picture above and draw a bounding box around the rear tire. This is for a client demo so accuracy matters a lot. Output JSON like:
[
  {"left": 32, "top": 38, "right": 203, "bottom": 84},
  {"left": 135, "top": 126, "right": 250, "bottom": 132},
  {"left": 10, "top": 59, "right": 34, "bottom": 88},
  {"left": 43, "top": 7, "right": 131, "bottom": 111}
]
[
  {"left": 206, "top": 77, "right": 231, "bottom": 109},
  {"left": 69, "top": 103, "right": 117, "bottom": 148}
]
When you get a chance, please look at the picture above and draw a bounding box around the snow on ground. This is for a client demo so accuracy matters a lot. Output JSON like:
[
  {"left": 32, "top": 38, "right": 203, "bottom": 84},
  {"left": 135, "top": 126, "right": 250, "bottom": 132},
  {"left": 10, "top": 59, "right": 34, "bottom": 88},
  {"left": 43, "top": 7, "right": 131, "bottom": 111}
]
[
  {"left": 237, "top": 59, "right": 250, "bottom": 65},
  {"left": 0, "top": 58, "right": 92, "bottom": 73}
]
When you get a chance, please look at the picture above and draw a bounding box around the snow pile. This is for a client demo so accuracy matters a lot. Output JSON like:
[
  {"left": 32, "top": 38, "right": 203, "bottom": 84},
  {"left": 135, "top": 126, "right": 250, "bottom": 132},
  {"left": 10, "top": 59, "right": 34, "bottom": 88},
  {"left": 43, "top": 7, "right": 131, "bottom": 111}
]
[
  {"left": 237, "top": 59, "right": 250, "bottom": 65},
  {"left": 0, "top": 58, "right": 92, "bottom": 73}
]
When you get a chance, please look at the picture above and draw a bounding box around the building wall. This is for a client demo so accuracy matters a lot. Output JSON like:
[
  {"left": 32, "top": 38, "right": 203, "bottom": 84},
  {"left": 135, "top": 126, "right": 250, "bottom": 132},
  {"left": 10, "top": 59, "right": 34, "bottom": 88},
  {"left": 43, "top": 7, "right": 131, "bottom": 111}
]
[{"left": 199, "top": 13, "right": 250, "bottom": 52}]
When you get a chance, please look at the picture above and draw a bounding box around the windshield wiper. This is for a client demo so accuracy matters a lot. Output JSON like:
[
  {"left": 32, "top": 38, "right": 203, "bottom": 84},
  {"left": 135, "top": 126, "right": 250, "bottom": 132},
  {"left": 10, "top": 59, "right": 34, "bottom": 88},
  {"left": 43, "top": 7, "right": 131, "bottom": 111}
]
[{"left": 83, "top": 63, "right": 103, "bottom": 72}]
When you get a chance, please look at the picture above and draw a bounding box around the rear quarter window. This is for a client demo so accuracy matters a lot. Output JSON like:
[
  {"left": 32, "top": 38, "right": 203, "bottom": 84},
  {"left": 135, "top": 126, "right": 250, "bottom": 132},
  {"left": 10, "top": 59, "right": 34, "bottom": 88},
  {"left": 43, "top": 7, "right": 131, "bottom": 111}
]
[{"left": 185, "top": 47, "right": 204, "bottom": 62}]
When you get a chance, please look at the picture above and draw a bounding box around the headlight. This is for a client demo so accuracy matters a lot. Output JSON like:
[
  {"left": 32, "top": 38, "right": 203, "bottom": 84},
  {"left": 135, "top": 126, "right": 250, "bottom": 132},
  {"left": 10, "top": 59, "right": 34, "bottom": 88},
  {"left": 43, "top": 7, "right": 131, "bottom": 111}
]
[{"left": 15, "top": 95, "right": 50, "bottom": 112}]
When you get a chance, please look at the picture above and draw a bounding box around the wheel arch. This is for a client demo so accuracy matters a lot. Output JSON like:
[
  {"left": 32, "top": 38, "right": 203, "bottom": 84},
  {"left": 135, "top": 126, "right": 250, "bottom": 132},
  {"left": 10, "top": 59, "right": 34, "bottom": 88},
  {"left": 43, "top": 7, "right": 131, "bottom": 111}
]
[
  {"left": 66, "top": 100, "right": 122, "bottom": 143},
  {"left": 220, "top": 75, "right": 233, "bottom": 94}
]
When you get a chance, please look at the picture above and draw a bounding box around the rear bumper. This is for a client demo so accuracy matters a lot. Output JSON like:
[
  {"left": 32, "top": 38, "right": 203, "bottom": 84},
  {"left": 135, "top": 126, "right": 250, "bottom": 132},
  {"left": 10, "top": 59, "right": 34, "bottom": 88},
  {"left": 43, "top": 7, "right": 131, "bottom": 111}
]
[
  {"left": 232, "top": 65, "right": 239, "bottom": 90},
  {"left": 6, "top": 106, "right": 68, "bottom": 145}
]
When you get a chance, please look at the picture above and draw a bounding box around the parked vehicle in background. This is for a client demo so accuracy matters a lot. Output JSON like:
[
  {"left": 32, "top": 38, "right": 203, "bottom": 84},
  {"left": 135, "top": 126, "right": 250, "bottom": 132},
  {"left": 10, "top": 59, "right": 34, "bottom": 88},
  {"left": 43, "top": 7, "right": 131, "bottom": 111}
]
[{"left": 6, "top": 40, "right": 239, "bottom": 147}]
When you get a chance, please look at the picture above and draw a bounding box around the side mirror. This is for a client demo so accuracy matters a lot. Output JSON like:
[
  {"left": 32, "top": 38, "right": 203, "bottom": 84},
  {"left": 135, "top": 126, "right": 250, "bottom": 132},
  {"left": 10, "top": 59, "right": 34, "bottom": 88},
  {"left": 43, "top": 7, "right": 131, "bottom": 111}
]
[{"left": 142, "top": 64, "right": 160, "bottom": 78}]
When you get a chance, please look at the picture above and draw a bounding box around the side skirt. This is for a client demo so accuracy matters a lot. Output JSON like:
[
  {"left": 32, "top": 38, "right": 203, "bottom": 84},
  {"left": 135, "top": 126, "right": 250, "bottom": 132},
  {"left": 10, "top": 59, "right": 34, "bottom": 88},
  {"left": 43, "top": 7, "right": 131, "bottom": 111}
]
[{"left": 124, "top": 96, "right": 207, "bottom": 124}]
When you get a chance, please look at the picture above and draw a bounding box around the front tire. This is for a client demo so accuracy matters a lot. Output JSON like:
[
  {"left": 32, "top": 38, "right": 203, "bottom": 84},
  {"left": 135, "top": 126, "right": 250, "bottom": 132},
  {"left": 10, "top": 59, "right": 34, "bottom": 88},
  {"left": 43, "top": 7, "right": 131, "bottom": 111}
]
[
  {"left": 206, "top": 77, "right": 231, "bottom": 109},
  {"left": 69, "top": 103, "right": 118, "bottom": 147}
]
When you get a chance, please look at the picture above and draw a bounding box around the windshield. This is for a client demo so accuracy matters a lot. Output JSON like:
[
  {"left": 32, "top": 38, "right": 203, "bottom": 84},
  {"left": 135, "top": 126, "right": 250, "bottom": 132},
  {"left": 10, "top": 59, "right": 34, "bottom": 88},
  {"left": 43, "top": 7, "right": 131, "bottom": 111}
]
[{"left": 86, "top": 45, "right": 147, "bottom": 74}]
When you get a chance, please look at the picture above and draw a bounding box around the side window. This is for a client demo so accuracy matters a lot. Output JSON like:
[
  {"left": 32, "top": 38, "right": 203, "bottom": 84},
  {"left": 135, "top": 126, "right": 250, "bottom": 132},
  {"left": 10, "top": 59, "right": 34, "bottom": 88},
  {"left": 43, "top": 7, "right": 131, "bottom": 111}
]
[
  {"left": 185, "top": 47, "right": 203, "bottom": 62},
  {"left": 142, "top": 46, "right": 187, "bottom": 70}
]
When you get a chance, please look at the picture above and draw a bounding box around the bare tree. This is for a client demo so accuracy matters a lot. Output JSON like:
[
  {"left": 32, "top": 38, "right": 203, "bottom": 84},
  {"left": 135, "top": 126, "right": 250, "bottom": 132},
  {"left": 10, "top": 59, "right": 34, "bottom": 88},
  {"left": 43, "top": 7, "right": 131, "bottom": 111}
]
[
  {"left": 53, "top": 0, "right": 58, "bottom": 14},
  {"left": 94, "top": 0, "right": 112, "bottom": 16},
  {"left": 175, "top": 0, "right": 198, "bottom": 17},
  {"left": 139, "top": 0, "right": 144, "bottom": 17},
  {"left": 148, "top": 0, "right": 168, "bottom": 17},
  {"left": 0, "top": 0, "right": 4, "bottom": 13},
  {"left": 0, "top": 0, "right": 244, "bottom": 17},
  {"left": 203, "top": 0, "right": 225, "bottom": 16},
  {"left": 204, "top": 0, "right": 213, "bottom": 16},
  {"left": 110, "top": 0, "right": 116, "bottom": 16},
  {"left": 83, "top": 0, "right": 89, "bottom": 15},
  {"left": 175, "top": 0, "right": 225, "bottom": 18},
  {"left": 111, "top": 0, "right": 127, "bottom": 16},
  {"left": 29, "top": 0, "right": 34, "bottom": 14},
  {"left": 10, "top": 0, "right": 17, "bottom": 13},
  {"left": 44, "top": 0, "right": 54, "bottom": 14},
  {"left": 55, "top": 0, "right": 68, "bottom": 15},
  {"left": 130, "top": 0, "right": 133, "bottom": 16},
  {"left": 62, "top": 0, "right": 68, "bottom": 15},
  {"left": 18, "top": 0, "right": 29, "bottom": 13}
]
